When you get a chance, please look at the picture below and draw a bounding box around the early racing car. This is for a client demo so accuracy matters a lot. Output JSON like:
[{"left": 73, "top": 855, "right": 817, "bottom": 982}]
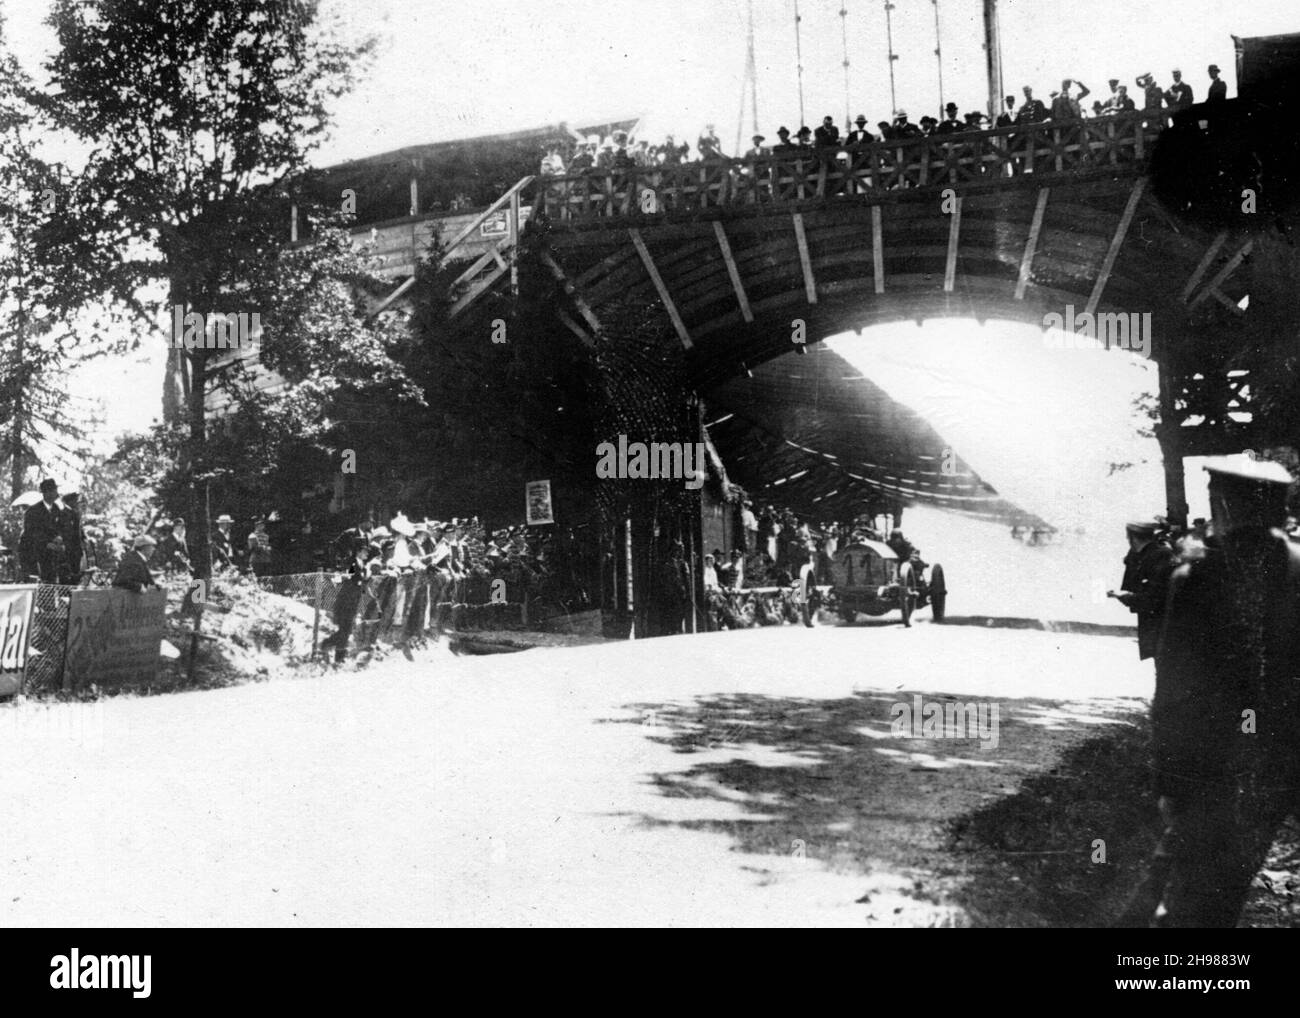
[{"left": 796, "top": 539, "right": 946, "bottom": 627}]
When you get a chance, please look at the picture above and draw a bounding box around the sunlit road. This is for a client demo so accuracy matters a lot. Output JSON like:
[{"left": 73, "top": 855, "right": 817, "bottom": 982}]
[{"left": 0, "top": 619, "right": 1151, "bottom": 927}]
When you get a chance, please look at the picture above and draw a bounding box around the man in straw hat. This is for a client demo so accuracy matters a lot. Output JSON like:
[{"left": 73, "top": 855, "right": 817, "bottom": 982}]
[
  {"left": 113, "top": 534, "right": 160, "bottom": 592},
  {"left": 212, "top": 514, "right": 236, "bottom": 571},
  {"left": 1121, "top": 456, "right": 1300, "bottom": 927}
]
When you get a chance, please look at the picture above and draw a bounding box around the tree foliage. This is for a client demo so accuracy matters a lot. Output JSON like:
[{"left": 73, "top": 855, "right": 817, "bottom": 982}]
[{"left": 25, "top": 0, "right": 386, "bottom": 575}]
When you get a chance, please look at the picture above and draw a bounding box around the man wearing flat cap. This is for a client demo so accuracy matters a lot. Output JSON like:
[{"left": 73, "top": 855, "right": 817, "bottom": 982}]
[
  {"left": 1125, "top": 456, "right": 1300, "bottom": 927},
  {"left": 113, "top": 534, "right": 160, "bottom": 593},
  {"left": 1111, "top": 519, "right": 1175, "bottom": 661}
]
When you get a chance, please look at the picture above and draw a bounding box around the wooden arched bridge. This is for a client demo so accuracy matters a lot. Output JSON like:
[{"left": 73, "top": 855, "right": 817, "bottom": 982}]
[{"left": 513, "top": 108, "right": 1290, "bottom": 522}]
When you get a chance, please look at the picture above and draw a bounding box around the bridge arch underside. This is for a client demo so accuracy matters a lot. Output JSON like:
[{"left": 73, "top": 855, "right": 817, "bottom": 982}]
[
  {"left": 545, "top": 176, "right": 1240, "bottom": 390},
  {"left": 545, "top": 178, "right": 1241, "bottom": 525},
  {"left": 703, "top": 344, "right": 1050, "bottom": 527}
]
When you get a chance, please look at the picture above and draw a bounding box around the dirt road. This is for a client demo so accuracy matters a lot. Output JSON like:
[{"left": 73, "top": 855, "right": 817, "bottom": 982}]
[{"left": 0, "top": 618, "right": 1163, "bottom": 927}]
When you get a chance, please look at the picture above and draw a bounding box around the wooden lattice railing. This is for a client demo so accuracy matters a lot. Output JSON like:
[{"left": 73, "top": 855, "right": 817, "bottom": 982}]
[{"left": 536, "top": 111, "right": 1166, "bottom": 221}]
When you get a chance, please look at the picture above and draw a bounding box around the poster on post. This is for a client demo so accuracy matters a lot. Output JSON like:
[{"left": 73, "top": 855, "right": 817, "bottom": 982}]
[
  {"left": 525, "top": 479, "right": 554, "bottom": 526},
  {"left": 64, "top": 588, "right": 167, "bottom": 692},
  {"left": 0, "top": 585, "right": 37, "bottom": 698}
]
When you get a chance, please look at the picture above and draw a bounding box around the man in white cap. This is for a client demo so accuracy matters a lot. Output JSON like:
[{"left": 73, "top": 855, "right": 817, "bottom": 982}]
[
  {"left": 1127, "top": 456, "right": 1300, "bottom": 927},
  {"left": 113, "top": 534, "right": 159, "bottom": 592}
]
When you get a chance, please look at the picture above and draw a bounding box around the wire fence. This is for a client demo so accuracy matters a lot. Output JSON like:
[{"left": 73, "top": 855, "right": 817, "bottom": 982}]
[
  {"left": 257, "top": 571, "right": 525, "bottom": 660},
  {"left": 12, "top": 567, "right": 526, "bottom": 692},
  {"left": 23, "top": 583, "right": 76, "bottom": 694}
]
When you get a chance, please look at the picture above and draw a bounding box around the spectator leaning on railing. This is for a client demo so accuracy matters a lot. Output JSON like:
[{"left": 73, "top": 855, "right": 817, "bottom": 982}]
[{"left": 113, "top": 534, "right": 160, "bottom": 593}]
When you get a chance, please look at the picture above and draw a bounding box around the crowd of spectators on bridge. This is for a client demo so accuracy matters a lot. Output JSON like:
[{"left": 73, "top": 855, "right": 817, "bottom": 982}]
[{"left": 538, "top": 63, "right": 1229, "bottom": 179}]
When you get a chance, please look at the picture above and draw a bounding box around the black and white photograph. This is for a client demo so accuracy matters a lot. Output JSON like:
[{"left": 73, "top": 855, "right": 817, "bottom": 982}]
[{"left": 2, "top": 0, "right": 1300, "bottom": 960}]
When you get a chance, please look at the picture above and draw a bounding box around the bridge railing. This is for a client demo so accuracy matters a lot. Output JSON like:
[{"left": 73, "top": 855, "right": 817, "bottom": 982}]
[{"left": 536, "top": 111, "right": 1165, "bottom": 222}]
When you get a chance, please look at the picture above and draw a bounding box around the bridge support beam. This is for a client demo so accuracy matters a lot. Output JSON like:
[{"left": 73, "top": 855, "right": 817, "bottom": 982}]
[{"left": 1156, "top": 360, "right": 1189, "bottom": 528}]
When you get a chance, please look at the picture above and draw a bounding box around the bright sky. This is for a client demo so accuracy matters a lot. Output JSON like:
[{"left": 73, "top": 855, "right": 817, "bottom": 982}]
[{"left": 4, "top": 0, "right": 1294, "bottom": 503}]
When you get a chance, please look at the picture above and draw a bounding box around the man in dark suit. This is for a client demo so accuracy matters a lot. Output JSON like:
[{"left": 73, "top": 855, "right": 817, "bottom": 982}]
[
  {"left": 212, "top": 514, "right": 235, "bottom": 571},
  {"left": 113, "top": 535, "right": 159, "bottom": 592},
  {"left": 771, "top": 126, "right": 798, "bottom": 154},
  {"left": 1124, "top": 458, "right": 1300, "bottom": 927},
  {"left": 935, "top": 102, "right": 964, "bottom": 135},
  {"left": 1207, "top": 64, "right": 1227, "bottom": 103},
  {"left": 1164, "top": 69, "right": 1193, "bottom": 109},
  {"left": 1015, "top": 86, "right": 1048, "bottom": 124},
  {"left": 154, "top": 518, "right": 192, "bottom": 574},
  {"left": 19, "top": 478, "right": 68, "bottom": 583},
  {"left": 846, "top": 115, "right": 872, "bottom": 145},
  {"left": 813, "top": 114, "right": 840, "bottom": 149},
  {"left": 58, "top": 491, "right": 85, "bottom": 584},
  {"left": 1111, "top": 520, "right": 1176, "bottom": 662}
]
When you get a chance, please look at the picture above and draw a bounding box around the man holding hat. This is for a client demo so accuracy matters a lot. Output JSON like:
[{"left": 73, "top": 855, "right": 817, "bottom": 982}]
[
  {"left": 1128, "top": 457, "right": 1300, "bottom": 927},
  {"left": 1110, "top": 519, "right": 1175, "bottom": 661},
  {"left": 113, "top": 534, "right": 159, "bottom": 592},
  {"left": 1164, "top": 69, "right": 1193, "bottom": 110}
]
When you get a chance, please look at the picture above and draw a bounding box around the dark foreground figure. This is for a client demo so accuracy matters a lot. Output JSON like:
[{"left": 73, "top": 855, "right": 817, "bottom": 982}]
[{"left": 1120, "top": 457, "right": 1300, "bottom": 927}]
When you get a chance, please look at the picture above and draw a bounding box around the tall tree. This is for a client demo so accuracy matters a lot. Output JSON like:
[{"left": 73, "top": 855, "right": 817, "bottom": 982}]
[
  {"left": 0, "top": 14, "right": 92, "bottom": 499},
  {"left": 27, "top": 0, "right": 378, "bottom": 577}
]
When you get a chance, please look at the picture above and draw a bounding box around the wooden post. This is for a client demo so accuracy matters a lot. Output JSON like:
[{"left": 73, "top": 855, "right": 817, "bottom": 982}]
[
  {"left": 188, "top": 604, "right": 202, "bottom": 684},
  {"left": 289, "top": 202, "right": 298, "bottom": 243},
  {"left": 509, "top": 186, "right": 522, "bottom": 296},
  {"left": 1157, "top": 361, "right": 1189, "bottom": 527},
  {"left": 982, "top": 0, "right": 1003, "bottom": 123},
  {"left": 311, "top": 569, "right": 323, "bottom": 658}
]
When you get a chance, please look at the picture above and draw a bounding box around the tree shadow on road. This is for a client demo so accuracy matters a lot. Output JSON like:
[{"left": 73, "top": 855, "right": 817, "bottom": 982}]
[{"left": 615, "top": 689, "right": 1164, "bottom": 925}]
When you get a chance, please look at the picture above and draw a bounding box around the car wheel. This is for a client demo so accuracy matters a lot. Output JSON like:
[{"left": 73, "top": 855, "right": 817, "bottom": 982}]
[
  {"left": 899, "top": 564, "right": 915, "bottom": 627},
  {"left": 929, "top": 564, "right": 946, "bottom": 622}
]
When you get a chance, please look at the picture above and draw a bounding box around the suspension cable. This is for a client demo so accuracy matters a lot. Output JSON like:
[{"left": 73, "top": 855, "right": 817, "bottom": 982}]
[
  {"left": 840, "top": 2, "right": 851, "bottom": 129},
  {"left": 883, "top": 1, "right": 898, "bottom": 116},
  {"left": 932, "top": 0, "right": 945, "bottom": 119},
  {"left": 794, "top": 0, "right": 806, "bottom": 129}
]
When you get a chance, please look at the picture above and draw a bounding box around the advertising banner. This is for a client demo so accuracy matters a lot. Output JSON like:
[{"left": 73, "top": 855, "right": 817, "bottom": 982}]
[
  {"left": 64, "top": 588, "right": 167, "bottom": 692},
  {"left": 0, "top": 585, "right": 37, "bottom": 697},
  {"left": 525, "top": 480, "right": 554, "bottom": 526}
]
